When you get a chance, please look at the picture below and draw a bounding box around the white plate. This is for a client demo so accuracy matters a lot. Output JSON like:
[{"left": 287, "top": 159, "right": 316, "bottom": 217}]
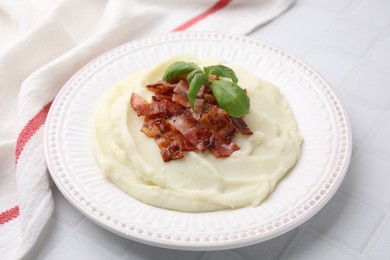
[{"left": 44, "top": 32, "right": 352, "bottom": 250}]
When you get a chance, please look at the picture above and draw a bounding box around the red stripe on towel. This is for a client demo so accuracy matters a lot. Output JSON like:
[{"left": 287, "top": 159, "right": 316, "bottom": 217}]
[
  {"left": 15, "top": 101, "right": 52, "bottom": 165},
  {"left": 0, "top": 206, "right": 19, "bottom": 225},
  {"left": 172, "top": 0, "right": 231, "bottom": 31}
]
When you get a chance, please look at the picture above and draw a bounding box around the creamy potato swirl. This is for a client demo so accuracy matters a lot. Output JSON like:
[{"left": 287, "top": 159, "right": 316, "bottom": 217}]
[{"left": 93, "top": 56, "right": 302, "bottom": 212}]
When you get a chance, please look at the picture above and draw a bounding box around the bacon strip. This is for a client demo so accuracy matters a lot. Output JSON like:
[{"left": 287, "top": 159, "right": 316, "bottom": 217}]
[
  {"left": 130, "top": 93, "right": 159, "bottom": 116},
  {"left": 141, "top": 116, "right": 195, "bottom": 162},
  {"left": 210, "top": 142, "right": 240, "bottom": 157},
  {"left": 173, "top": 80, "right": 189, "bottom": 94},
  {"left": 231, "top": 117, "right": 253, "bottom": 135},
  {"left": 147, "top": 81, "right": 176, "bottom": 94},
  {"left": 199, "top": 104, "right": 237, "bottom": 143},
  {"left": 167, "top": 110, "right": 213, "bottom": 152}
]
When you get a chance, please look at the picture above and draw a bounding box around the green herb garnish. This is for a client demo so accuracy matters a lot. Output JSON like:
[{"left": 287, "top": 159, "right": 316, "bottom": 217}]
[
  {"left": 211, "top": 80, "right": 250, "bottom": 117},
  {"left": 163, "top": 61, "right": 250, "bottom": 117},
  {"left": 162, "top": 61, "right": 201, "bottom": 82},
  {"left": 204, "top": 65, "right": 238, "bottom": 84}
]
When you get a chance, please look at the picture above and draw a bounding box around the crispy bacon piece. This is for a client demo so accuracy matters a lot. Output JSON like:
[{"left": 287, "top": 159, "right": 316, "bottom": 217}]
[
  {"left": 152, "top": 94, "right": 171, "bottom": 101},
  {"left": 199, "top": 104, "right": 237, "bottom": 143},
  {"left": 197, "top": 85, "right": 206, "bottom": 97},
  {"left": 156, "top": 98, "right": 184, "bottom": 116},
  {"left": 193, "top": 98, "right": 205, "bottom": 113},
  {"left": 197, "top": 104, "right": 240, "bottom": 157},
  {"left": 147, "top": 81, "right": 176, "bottom": 94},
  {"left": 203, "top": 93, "right": 217, "bottom": 105},
  {"left": 167, "top": 110, "right": 213, "bottom": 152},
  {"left": 131, "top": 93, "right": 184, "bottom": 118},
  {"left": 210, "top": 143, "right": 240, "bottom": 158},
  {"left": 130, "top": 93, "right": 159, "bottom": 116},
  {"left": 141, "top": 116, "right": 195, "bottom": 162},
  {"left": 231, "top": 117, "right": 253, "bottom": 135},
  {"left": 172, "top": 80, "right": 191, "bottom": 107},
  {"left": 173, "top": 80, "right": 189, "bottom": 94},
  {"left": 129, "top": 79, "right": 252, "bottom": 162},
  {"left": 172, "top": 93, "right": 190, "bottom": 107}
]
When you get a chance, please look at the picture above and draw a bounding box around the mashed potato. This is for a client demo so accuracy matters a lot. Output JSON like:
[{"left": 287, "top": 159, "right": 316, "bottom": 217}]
[{"left": 93, "top": 56, "right": 302, "bottom": 212}]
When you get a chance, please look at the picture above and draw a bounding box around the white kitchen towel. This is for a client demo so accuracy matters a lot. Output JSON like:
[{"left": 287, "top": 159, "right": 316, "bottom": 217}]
[{"left": 0, "top": 0, "right": 294, "bottom": 259}]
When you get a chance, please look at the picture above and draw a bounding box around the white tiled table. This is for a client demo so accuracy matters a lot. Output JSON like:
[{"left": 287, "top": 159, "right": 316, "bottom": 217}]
[{"left": 25, "top": 0, "right": 390, "bottom": 259}]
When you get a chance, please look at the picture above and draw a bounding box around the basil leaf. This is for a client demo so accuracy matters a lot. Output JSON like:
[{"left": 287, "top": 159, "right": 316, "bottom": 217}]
[
  {"left": 211, "top": 80, "right": 250, "bottom": 117},
  {"left": 204, "top": 65, "right": 238, "bottom": 83},
  {"left": 163, "top": 61, "right": 201, "bottom": 81},
  {"left": 188, "top": 71, "right": 208, "bottom": 109}
]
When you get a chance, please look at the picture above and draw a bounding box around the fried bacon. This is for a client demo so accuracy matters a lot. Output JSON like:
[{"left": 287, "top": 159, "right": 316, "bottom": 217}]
[
  {"left": 130, "top": 93, "right": 159, "bottom": 116},
  {"left": 130, "top": 81, "right": 252, "bottom": 162},
  {"left": 231, "top": 117, "right": 253, "bottom": 135},
  {"left": 141, "top": 116, "right": 196, "bottom": 161},
  {"left": 146, "top": 81, "right": 176, "bottom": 94},
  {"left": 167, "top": 110, "right": 213, "bottom": 152}
]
